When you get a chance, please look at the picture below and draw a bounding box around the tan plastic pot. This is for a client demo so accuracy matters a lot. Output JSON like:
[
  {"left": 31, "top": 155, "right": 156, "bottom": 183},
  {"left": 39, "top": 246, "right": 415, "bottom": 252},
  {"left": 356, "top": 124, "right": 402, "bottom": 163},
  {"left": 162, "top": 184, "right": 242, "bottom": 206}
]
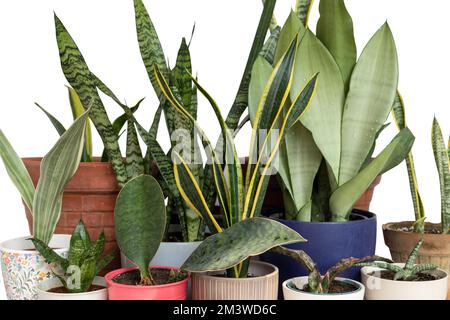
[
  {"left": 383, "top": 221, "right": 450, "bottom": 299},
  {"left": 361, "top": 263, "right": 448, "bottom": 300},
  {"left": 22, "top": 157, "right": 120, "bottom": 273},
  {"left": 191, "top": 261, "right": 278, "bottom": 300}
]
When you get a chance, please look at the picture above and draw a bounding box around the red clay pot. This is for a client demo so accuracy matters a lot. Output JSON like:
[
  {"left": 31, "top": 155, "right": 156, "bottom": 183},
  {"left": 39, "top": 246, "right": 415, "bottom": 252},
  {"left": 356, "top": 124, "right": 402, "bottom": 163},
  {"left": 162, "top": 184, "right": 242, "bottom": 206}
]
[
  {"left": 105, "top": 266, "right": 189, "bottom": 300},
  {"left": 22, "top": 157, "right": 121, "bottom": 273}
]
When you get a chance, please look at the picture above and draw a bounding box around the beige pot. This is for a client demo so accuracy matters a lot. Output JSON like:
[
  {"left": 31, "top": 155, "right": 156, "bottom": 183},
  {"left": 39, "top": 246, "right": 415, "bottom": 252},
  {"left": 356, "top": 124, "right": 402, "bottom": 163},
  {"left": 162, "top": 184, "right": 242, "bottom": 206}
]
[
  {"left": 191, "top": 261, "right": 278, "bottom": 300},
  {"left": 383, "top": 221, "right": 450, "bottom": 299},
  {"left": 361, "top": 263, "right": 448, "bottom": 300}
]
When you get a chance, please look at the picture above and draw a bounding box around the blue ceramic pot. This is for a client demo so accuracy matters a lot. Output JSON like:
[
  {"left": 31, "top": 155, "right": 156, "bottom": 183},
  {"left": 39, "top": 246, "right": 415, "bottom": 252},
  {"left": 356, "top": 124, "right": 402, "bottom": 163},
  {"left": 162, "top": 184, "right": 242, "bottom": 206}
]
[{"left": 261, "top": 210, "right": 377, "bottom": 286}]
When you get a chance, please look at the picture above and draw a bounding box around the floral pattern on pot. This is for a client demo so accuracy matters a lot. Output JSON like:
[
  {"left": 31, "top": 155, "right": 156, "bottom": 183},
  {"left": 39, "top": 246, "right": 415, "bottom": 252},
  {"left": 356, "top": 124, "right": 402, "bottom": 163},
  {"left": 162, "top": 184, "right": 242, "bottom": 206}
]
[{"left": 0, "top": 235, "right": 70, "bottom": 300}]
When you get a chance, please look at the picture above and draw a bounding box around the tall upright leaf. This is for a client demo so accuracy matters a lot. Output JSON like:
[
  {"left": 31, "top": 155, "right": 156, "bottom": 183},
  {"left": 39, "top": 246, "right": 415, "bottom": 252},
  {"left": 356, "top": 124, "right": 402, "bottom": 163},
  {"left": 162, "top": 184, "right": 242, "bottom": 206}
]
[
  {"left": 316, "top": 0, "right": 357, "bottom": 91},
  {"left": 34, "top": 103, "right": 66, "bottom": 137},
  {"left": 339, "top": 23, "right": 399, "bottom": 185},
  {"left": 249, "top": 56, "right": 273, "bottom": 125},
  {"left": 291, "top": 30, "right": 345, "bottom": 181},
  {"left": 432, "top": 118, "right": 450, "bottom": 234},
  {"left": 274, "top": 11, "right": 305, "bottom": 65},
  {"left": 134, "top": 0, "right": 169, "bottom": 100},
  {"left": 68, "top": 86, "right": 92, "bottom": 162},
  {"left": 0, "top": 131, "right": 35, "bottom": 212},
  {"left": 55, "top": 15, "right": 127, "bottom": 186},
  {"left": 295, "top": 0, "right": 315, "bottom": 26},
  {"left": 33, "top": 110, "right": 89, "bottom": 244}
]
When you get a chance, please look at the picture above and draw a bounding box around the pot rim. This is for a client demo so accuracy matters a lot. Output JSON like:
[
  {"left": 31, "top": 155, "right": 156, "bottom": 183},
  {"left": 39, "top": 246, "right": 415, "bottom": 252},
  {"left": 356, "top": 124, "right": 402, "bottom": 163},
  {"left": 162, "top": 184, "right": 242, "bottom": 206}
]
[
  {"left": 105, "top": 266, "right": 190, "bottom": 289},
  {"left": 0, "top": 234, "right": 71, "bottom": 254},
  {"left": 192, "top": 261, "right": 278, "bottom": 282},
  {"left": 36, "top": 276, "right": 107, "bottom": 296},
  {"left": 282, "top": 276, "right": 364, "bottom": 296},
  {"left": 361, "top": 263, "right": 449, "bottom": 283},
  {"left": 382, "top": 221, "right": 450, "bottom": 237},
  {"left": 21, "top": 157, "right": 113, "bottom": 167},
  {"left": 275, "top": 209, "right": 376, "bottom": 226}
]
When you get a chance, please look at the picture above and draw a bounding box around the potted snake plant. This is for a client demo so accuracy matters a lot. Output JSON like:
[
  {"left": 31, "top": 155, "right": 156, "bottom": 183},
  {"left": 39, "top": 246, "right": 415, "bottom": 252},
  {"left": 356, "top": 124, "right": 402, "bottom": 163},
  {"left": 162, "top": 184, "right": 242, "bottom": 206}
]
[
  {"left": 33, "top": 220, "right": 115, "bottom": 300},
  {"left": 105, "top": 175, "right": 189, "bottom": 300},
  {"left": 276, "top": 247, "right": 388, "bottom": 300},
  {"left": 359, "top": 240, "right": 448, "bottom": 300},
  {"left": 0, "top": 111, "right": 89, "bottom": 300},
  {"left": 258, "top": 0, "right": 414, "bottom": 286},
  {"left": 156, "top": 33, "right": 317, "bottom": 300},
  {"left": 383, "top": 99, "right": 450, "bottom": 298},
  {"left": 44, "top": 0, "right": 278, "bottom": 271}
]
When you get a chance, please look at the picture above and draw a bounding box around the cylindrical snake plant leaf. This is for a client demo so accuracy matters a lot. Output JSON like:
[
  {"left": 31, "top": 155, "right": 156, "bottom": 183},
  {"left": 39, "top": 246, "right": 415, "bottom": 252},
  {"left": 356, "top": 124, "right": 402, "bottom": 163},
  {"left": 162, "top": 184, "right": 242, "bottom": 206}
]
[
  {"left": 0, "top": 131, "right": 35, "bottom": 212},
  {"left": 115, "top": 175, "right": 166, "bottom": 279},
  {"left": 316, "top": 0, "right": 357, "bottom": 91},
  {"left": 68, "top": 86, "right": 92, "bottom": 162},
  {"left": 392, "top": 93, "right": 425, "bottom": 229},
  {"left": 181, "top": 217, "right": 306, "bottom": 273},
  {"left": 432, "top": 118, "right": 450, "bottom": 234},
  {"left": 33, "top": 109, "right": 89, "bottom": 244},
  {"left": 34, "top": 103, "right": 66, "bottom": 137},
  {"left": 55, "top": 15, "right": 127, "bottom": 186},
  {"left": 291, "top": 29, "right": 345, "bottom": 181},
  {"left": 330, "top": 128, "right": 415, "bottom": 221},
  {"left": 339, "top": 23, "right": 399, "bottom": 185},
  {"left": 295, "top": 0, "right": 315, "bottom": 26},
  {"left": 259, "top": 26, "right": 281, "bottom": 65}
]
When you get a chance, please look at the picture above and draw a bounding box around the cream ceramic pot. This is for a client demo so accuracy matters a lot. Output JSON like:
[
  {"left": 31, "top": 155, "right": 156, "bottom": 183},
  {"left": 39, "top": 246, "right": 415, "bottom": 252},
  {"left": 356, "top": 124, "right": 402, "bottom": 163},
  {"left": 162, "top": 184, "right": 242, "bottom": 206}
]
[
  {"left": 0, "top": 235, "right": 70, "bottom": 300},
  {"left": 282, "top": 276, "right": 365, "bottom": 300},
  {"left": 121, "top": 241, "right": 202, "bottom": 268},
  {"left": 37, "top": 276, "right": 107, "bottom": 300},
  {"left": 361, "top": 263, "right": 448, "bottom": 300},
  {"left": 191, "top": 261, "right": 278, "bottom": 300}
]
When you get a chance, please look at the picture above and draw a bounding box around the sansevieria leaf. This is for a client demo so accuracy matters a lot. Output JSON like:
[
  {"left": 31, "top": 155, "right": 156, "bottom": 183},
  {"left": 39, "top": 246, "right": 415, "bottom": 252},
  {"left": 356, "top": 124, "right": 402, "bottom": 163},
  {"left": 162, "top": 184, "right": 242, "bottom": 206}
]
[
  {"left": 68, "top": 86, "right": 92, "bottom": 162},
  {"left": 55, "top": 15, "right": 127, "bottom": 186},
  {"left": 33, "top": 109, "right": 89, "bottom": 244},
  {"left": 295, "top": 0, "right": 315, "bottom": 26},
  {"left": 249, "top": 56, "right": 273, "bottom": 125},
  {"left": 274, "top": 10, "right": 305, "bottom": 65},
  {"left": 34, "top": 103, "right": 66, "bottom": 137},
  {"left": 182, "top": 217, "right": 305, "bottom": 272},
  {"left": 339, "top": 23, "right": 399, "bottom": 185},
  {"left": 292, "top": 30, "right": 345, "bottom": 181},
  {"left": 115, "top": 175, "right": 166, "bottom": 280},
  {"left": 330, "top": 128, "right": 414, "bottom": 221},
  {"left": 0, "top": 131, "right": 35, "bottom": 212},
  {"left": 316, "top": 0, "right": 357, "bottom": 91},
  {"left": 432, "top": 118, "right": 450, "bottom": 234}
]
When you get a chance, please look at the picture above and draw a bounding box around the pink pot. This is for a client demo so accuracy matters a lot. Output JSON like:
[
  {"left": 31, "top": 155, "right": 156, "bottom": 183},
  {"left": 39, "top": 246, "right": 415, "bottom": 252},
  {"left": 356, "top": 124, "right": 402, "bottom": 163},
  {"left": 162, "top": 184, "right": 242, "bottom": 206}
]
[{"left": 105, "top": 266, "right": 189, "bottom": 300}]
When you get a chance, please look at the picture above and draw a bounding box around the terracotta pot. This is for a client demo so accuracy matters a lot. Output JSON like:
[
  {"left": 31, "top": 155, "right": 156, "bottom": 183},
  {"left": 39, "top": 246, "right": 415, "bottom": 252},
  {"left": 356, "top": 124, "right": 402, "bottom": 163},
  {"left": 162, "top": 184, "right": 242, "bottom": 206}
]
[
  {"left": 22, "top": 157, "right": 120, "bottom": 273},
  {"left": 37, "top": 276, "right": 108, "bottom": 300},
  {"left": 191, "top": 261, "right": 278, "bottom": 300},
  {"left": 383, "top": 221, "right": 450, "bottom": 299},
  {"left": 361, "top": 263, "right": 448, "bottom": 300},
  {"left": 0, "top": 235, "right": 70, "bottom": 300},
  {"left": 282, "top": 277, "right": 364, "bottom": 300},
  {"left": 105, "top": 266, "right": 189, "bottom": 300}
]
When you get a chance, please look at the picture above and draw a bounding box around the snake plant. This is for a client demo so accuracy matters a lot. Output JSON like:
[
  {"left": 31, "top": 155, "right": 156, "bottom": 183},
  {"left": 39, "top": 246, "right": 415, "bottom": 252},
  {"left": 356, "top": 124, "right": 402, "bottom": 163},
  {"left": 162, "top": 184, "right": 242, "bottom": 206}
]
[
  {"left": 392, "top": 97, "right": 449, "bottom": 234},
  {"left": 274, "top": 246, "right": 388, "bottom": 294},
  {"left": 152, "top": 34, "right": 318, "bottom": 278},
  {"left": 0, "top": 110, "right": 89, "bottom": 244},
  {"left": 357, "top": 240, "right": 438, "bottom": 281},
  {"left": 30, "top": 220, "right": 115, "bottom": 293},
  {"left": 249, "top": 0, "right": 415, "bottom": 222}
]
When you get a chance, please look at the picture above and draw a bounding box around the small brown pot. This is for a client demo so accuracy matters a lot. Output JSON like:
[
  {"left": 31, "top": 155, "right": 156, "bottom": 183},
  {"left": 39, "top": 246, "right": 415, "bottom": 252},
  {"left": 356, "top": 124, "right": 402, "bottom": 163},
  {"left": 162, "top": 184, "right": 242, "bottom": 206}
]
[
  {"left": 383, "top": 221, "right": 450, "bottom": 299},
  {"left": 191, "top": 261, "right": 278, "bottom": 300},
  {"left": 22, "top": 157, "right": 120, "bottom": 272}
]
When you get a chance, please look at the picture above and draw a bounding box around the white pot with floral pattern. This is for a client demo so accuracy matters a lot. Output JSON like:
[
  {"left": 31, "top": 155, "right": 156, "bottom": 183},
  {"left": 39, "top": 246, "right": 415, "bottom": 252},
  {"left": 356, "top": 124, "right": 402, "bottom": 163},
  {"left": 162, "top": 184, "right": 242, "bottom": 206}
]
[{"left": 0, "top": 235, "right": 70, "bottom": 300}]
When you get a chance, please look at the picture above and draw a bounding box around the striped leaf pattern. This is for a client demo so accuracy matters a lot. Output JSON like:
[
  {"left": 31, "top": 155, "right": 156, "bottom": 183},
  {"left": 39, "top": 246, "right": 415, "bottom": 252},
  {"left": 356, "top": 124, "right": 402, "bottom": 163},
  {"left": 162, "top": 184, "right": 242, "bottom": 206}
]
[
  {"left": 33, "top": 110, "right": 89, "bottom": 244},
  {"left": 0, "top": 131, "right": 35, "bottom": 212},
  {"left": 134, "top": 0, "right": 169, "bottom": 100},
  {"left": 432, "top": 118, "right": 450, "bottom": 234},
  {"left": 55, "top": 15, "right": 127, "bottom": 186},
  {"left": 295, "top": 0, "right": 315, "bottom": 26},
  {"left": 392, "top": 93, "right": 425, "bottom": 229},
  {"left": 126, "top": 119, "right": 145, "bottom": 179}
]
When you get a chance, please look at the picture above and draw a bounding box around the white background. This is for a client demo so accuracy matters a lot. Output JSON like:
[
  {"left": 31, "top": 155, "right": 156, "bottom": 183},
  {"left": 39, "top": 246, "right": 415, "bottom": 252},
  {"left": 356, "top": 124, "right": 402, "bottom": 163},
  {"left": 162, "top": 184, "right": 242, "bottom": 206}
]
[{"left": 0, "top": 0, "right": 449, "bottom": 299}]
